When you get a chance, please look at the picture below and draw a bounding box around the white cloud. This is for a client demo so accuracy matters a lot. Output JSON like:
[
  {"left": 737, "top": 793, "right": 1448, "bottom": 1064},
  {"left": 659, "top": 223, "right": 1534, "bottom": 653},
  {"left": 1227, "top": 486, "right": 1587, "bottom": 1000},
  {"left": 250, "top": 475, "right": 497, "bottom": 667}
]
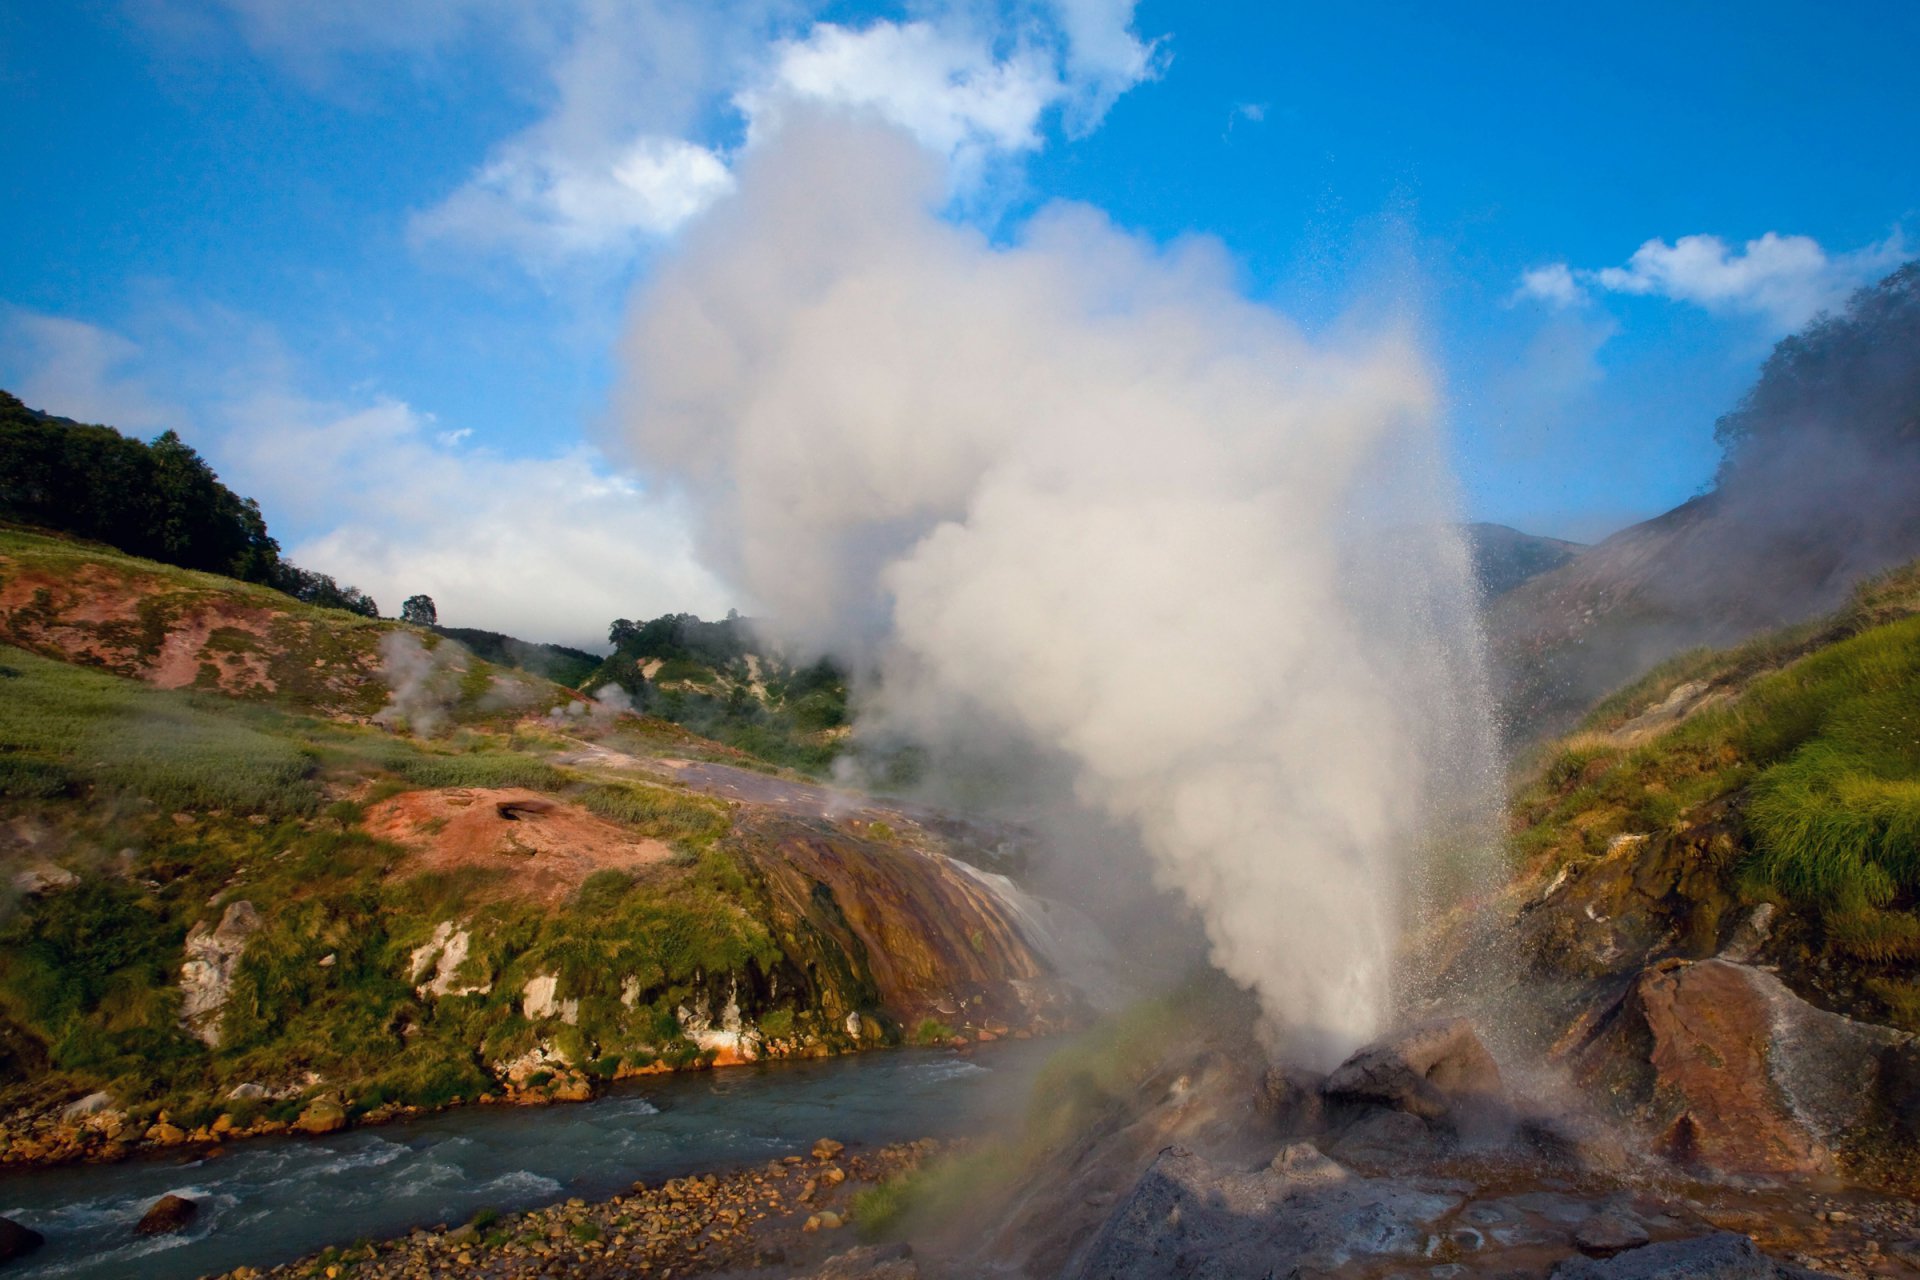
[
  {"left": 1513, "top": 262, "right": 1583, "bottom": 308},
  {"left": 178, "top": 0, "right": 1162, "bottom": 270},
  {"left": 1, "top": 309, "right": 183, "bottom": 435},
  {"left": 1518, "top": 230, "right": 1907, "bottom": 330},
  {"left": 412, "top": 133, "right": 736, "bottom": 260},
  {"left": 1, "top": 308, "right": 729, "bottom": 650},
  {"left": 739, "top": 20, "right": 1065, "bottom": 183},
  {"left": 217, "top": 391, "right": 730, "bottom": 648}
]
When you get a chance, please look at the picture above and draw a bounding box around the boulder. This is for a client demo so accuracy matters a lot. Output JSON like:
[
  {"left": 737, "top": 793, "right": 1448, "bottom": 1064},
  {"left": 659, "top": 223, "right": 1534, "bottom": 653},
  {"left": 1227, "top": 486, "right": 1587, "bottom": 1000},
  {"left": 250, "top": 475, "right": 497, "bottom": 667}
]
[
  {"left": 292, "top": 1095, "right": 348, "bottom": 1135},
  {"left": 179, "top": 900, "right": 263, "bottom": 1046},
  {"left": 60, "top": 1090, "right": 114, "bottom": 1122},
  {"left": 1323, "top": 1018, "right": 1506, "bottom": 1130},
  {"left": 812, "top": 1137, "right": 846, "bottom": 1160},
  {"left": 134, "top": 1194, "right": 198, "bottom": 1236},
  {"left": 0, "top": 1216, "right": 44, "bottom": 1262},
  {"left": 10, "top": 863, "right": 76, "bottom": 896},
  {"left": 1550, "top": 1231, "right": 1822, "bottom": 1279}
]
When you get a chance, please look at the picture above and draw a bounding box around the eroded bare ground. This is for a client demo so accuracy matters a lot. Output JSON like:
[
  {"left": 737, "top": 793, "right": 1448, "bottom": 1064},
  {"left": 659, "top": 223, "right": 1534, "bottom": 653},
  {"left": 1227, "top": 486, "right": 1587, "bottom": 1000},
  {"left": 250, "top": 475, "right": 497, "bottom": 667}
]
[{"left": 364, "top": 787, "right": 675, "bottom": 904}]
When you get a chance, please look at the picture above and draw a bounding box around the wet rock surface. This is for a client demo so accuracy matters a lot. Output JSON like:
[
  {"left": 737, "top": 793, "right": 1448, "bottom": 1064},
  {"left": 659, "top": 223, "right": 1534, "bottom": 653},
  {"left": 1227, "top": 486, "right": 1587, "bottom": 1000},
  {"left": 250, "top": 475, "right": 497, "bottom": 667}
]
[
  {"left": 0, "top": 1214, "right": 44, "bottom": 1261},
  {"left": 1550, "top": 1231, "right": 1822, "bottom": 1279},
  {"left": 134, "top": 1192, "right": 199, "bottom": 1236}
]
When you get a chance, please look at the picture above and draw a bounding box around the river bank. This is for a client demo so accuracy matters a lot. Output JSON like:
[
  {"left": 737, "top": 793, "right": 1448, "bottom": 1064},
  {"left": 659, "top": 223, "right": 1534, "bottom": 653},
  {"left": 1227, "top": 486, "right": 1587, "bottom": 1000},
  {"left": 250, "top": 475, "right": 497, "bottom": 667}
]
[
  {"left": 206, "top": 1138, "right": 932, "bottom": 1280},
  {"left": 0, "top": 1029, "right": 1047, "bottom": 1175},
  {"left": 0, "top": 1041, "right": 1051, "bottom": 1279}
]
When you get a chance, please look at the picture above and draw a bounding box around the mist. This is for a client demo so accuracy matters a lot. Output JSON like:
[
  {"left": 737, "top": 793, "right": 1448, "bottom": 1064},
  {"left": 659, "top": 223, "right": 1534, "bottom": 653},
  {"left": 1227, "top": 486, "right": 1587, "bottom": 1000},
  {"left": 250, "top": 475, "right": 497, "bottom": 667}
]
[{"left": 615, "top": 111, "right": 1500, "bottom": 1066}]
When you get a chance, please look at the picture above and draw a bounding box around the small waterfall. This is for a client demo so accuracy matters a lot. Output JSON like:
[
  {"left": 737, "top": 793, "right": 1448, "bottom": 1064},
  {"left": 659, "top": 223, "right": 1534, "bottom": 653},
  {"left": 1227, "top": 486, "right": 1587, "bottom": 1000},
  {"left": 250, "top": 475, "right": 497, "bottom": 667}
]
[{"left": 945, "top": 857, "right": 1132, "bottom": 1012}]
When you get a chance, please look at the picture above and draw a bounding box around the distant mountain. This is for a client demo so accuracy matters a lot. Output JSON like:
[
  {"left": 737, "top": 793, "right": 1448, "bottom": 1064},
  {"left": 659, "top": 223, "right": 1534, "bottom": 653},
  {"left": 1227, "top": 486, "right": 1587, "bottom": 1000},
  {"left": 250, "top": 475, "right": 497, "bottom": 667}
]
[{"left": 1464, "top": 522, "right": 1585, "bottom": 599}]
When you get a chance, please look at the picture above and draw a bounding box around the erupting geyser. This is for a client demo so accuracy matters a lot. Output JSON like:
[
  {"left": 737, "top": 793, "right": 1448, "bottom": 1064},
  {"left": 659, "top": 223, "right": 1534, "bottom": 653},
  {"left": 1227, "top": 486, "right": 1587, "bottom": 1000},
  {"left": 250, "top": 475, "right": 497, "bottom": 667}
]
[{"left": 617, "top": 110, "right": 1500, "bottom": 1067}]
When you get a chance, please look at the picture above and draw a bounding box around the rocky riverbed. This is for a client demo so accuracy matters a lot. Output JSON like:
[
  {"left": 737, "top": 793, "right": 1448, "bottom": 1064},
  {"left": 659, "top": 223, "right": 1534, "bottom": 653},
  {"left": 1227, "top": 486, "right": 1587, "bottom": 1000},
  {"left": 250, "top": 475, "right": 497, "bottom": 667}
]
[{"left": 202, "top": 1138, "right": 932, "bottom": 1280}]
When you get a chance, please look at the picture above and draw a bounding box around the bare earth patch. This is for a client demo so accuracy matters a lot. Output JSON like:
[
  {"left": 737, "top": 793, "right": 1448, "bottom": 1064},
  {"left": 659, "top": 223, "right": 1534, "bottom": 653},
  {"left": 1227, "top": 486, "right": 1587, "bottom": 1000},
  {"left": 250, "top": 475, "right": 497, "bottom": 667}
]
[{"left": 366, "top": 787, "right": 673, "bottom": 903}]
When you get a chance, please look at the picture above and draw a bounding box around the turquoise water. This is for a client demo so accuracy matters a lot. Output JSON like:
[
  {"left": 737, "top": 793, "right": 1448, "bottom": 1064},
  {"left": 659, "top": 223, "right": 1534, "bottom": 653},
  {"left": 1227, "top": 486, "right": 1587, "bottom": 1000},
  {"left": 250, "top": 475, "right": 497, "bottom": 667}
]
[{"left": 0, "top": 1043, "right": 1051, "bottom": 1279}]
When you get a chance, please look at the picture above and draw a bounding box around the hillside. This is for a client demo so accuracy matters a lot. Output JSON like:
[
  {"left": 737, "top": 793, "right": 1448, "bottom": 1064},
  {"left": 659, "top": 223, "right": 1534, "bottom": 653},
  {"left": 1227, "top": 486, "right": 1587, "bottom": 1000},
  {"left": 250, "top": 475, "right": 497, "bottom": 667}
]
[
  {"left": 1487, "top": 259, "right": 1920, "bottom": 740},
  {"left": 0, "top": 531, "right": 1091, "bottom": 1169},
  {"left": 1464, "top": 522, "right": 1584, "bottom": 599}
]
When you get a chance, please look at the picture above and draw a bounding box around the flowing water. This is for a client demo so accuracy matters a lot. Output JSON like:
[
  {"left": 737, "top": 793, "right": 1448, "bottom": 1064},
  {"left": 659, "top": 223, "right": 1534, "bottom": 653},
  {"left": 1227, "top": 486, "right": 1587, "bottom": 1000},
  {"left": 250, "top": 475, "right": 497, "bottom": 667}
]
[{"left": 0, "top": 1042, "right": 1054, "bottom": 1280}]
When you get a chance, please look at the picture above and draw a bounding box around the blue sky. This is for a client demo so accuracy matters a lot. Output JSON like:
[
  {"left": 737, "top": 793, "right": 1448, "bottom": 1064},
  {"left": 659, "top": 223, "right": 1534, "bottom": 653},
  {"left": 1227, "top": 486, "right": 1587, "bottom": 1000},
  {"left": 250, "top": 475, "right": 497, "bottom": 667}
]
[{"left": 2, "top": 0, "right": 1916, "bottom": 647}]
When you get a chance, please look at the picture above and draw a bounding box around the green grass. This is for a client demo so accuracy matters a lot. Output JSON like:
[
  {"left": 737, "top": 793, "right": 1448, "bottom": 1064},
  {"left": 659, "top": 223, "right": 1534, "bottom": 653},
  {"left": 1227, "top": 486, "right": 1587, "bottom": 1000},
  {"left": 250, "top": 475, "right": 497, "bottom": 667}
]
[
  {"left": 575, "top": 781, "right": 731, "bottom": 847},
  {"left": 1510, "top": 586, "right": 1920, "bottom": 1029},
  {"left": 0, "top": 644, "right": 322, "bottom": 815}
]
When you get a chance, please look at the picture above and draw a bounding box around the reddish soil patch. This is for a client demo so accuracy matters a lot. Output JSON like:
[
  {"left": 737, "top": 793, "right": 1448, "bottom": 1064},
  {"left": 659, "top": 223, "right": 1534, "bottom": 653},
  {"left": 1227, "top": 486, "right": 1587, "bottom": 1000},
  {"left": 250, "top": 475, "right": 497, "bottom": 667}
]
[{"left": 366, "top": 788, "right": 673, "bottom": 904}]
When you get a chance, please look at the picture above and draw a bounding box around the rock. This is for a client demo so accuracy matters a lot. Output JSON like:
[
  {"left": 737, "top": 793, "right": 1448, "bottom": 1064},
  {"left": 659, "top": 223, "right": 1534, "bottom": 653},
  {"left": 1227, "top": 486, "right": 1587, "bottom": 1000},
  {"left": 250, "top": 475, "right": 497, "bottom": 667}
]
[
  {"left": 1577, "top": 959, "right": 1906, "bottom": 1176},
  {"left": 408, "top": 921, "right": 491, "bottom": 999},
  {"left": 10, "top": 863, "right": 76, "bottom": 896},
  {"left": 1325, "top": 1109, "right": 1442, "bottom": 1169},
  {"left": 1880, "top": 1040, "right": 1920, "bottom": 1141},
  {"left": 803, "top": 1243, "right": 918, "bottom": 1279},
  {"left": 520, "top": 973, "right": 579, "bottom": 1024},
  {"left": 1256, "top": 1064, "right": 1328, "bottom": 1135},
  {"left": 1717, "top": 904, "right": 1777, "bottom": 963},
  {"left": 293, "top": 1095, "right": 348, "bottom": 1135},
  {"left": 812, "top": 1137, "right": 846, "bottom": 1160},
  {"left": 1068, "top": 1144, "right": 1462, "bottom": 1279},
  {"left": 1268, "top": 1141, "right": 1349, "bottom": 1183},
  {"left": 1550, "top": 1231, "right": 1823, "bottom": 1279},
  {"left": 60, "top": 1090, "right": 114, "bottom": 1122},
  {"left": 179, "top": 900, "right": 263, "bottom": 1046},
  {"left": 0, "top": 1216, "right": 44, "bottom": 1262},
  {"left": 1322, "top": 1018, "right": 1506, "bottom": 1129},
  {"left": 227, "top": 1082, "right": 268, "bottom": 1101},
  {"left": 134, "top": 1193, "right": 199, "bottom": 1236},
  {"left": 1575, "top": 1212, "right": 1652, "bottom": 1257}
]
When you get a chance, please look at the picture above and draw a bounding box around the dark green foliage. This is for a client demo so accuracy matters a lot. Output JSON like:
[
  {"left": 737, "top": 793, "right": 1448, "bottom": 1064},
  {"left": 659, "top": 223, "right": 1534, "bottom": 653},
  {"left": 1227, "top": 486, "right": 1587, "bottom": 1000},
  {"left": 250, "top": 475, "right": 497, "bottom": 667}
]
[
  {"left": 0, "top": 392, "right": 279, "bottom": 583},
  {"left": 1714, "top": 260, "right": 1920, "bottom": 475},
  {"left": 401, "top": 595, "right": 438, "bottom": 627},
  {"left": 588, "top": 612, "right": 851, "bottom": 774},
  {"left": 0, "top": 389, "right": 379, "bottom": 618},
  {"left": 272, "top": 564, "right": 379, "bottom": 618}
]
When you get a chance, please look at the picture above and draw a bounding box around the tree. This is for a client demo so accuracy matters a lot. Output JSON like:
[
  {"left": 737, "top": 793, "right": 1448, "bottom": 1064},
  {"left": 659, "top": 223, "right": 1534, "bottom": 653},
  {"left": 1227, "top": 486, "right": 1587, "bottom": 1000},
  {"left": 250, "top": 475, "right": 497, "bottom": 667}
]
[{"left": 401, "top": 594, "right": 439, "bottom": 627}]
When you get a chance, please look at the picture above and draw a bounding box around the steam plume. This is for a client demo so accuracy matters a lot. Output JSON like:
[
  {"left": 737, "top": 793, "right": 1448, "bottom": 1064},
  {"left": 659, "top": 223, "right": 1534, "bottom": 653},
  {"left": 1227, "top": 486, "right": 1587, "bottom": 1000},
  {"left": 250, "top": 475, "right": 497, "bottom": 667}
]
[{"left": 616, "top": 112, "right": 1497, "bottom": 1064}]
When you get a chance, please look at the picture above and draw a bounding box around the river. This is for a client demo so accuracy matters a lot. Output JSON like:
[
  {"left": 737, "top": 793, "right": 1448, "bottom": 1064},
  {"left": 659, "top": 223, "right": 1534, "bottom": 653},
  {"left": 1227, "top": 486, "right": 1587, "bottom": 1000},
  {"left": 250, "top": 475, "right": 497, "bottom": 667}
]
[{"left": 0, "top": 1041, "right": 1054, "bottom": 1279}]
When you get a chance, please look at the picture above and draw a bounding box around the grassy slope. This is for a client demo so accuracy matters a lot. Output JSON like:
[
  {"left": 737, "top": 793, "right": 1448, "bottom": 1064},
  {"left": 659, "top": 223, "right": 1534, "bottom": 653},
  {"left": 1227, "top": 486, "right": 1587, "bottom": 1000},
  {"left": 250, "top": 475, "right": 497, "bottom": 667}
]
[
  {"left": 0, "top": 641, "right": 778, "bottom": 1129},
  {"left": 1508, "top": 559, "right": 1920, "bottom": 1027}
]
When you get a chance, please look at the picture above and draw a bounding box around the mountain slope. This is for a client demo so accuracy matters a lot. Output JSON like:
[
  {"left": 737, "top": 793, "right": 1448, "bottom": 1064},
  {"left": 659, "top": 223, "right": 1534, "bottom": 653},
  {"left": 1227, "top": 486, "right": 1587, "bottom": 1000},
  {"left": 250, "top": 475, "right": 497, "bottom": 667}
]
[{"left": 1464, "top": 522, "right": 1585, "bottom": 599}]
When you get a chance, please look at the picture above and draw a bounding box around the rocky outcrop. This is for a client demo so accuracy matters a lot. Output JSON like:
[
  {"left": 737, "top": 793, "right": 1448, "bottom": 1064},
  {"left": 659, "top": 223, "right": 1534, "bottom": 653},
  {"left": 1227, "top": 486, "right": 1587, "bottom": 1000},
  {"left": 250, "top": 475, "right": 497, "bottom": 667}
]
[
  {"left": 678, "top": 981, "right": 760, "bottom": 1064},
  {"left": 180, "top": 900, "right": 263, "bottom": 1046},
  {"left": 1573, "top": 958, "right": 1911, "bottom": 1176},
  {"left": 1550, "top": 1232, "right": 1822, "bottom": 1280},
  {"left": 1067, "top": 1144, "right": 1463, "bottom": 1278},
  {"left": 520, "top": 973, "right": 578, "bottom": 1024},
  {"left": 408, "top": 921, "right": 490, "bottom": 999},
  {"left": 292, "top": 1095, "right": 347, "bottom": 1135},
  {"left": 1322, "top": 1017, "right": 1506, "bottom": 1126}
]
